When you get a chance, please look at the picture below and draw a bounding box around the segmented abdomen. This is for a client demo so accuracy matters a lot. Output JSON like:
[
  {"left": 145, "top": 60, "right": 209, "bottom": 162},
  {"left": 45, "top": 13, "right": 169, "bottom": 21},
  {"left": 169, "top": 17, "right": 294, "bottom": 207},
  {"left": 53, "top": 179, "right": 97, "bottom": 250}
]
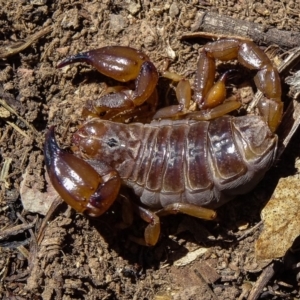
[{"left": 74, "top": 116, "right": 277, "bottom": 209}]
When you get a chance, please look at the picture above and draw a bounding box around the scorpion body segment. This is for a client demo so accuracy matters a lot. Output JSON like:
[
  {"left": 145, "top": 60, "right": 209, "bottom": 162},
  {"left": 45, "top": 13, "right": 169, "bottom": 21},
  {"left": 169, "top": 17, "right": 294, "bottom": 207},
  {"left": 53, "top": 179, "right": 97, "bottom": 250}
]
[
  {"left": 45, "top": 39, "right": 283, "bottom": 245},
  {"left": 73, "top": 115, "right": 277, "bottom": 209}
]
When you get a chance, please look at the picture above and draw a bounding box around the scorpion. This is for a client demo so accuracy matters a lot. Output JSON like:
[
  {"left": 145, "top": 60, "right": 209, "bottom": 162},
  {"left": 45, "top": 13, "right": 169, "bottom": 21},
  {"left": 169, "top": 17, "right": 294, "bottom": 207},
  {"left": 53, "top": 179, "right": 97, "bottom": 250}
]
[{"left": 44, "top": 39, "right": 282, "bottom": 246}]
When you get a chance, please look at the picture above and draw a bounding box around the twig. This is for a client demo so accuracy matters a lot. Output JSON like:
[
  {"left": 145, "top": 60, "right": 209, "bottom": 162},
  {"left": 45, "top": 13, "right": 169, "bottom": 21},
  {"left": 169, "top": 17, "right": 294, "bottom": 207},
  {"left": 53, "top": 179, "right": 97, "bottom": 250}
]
[
  {"left": 0, "top": 99, "right": 38, "bottom": 136},
  {"left": 188, "top": 11, "right": 300, "bottom": 49},
  {"left": 247, "top": 261, "right": 282, "bottom": 300},
  {"left": 37, "top": 196, "right": 63, "bottom": 245},
  {"left": 6, "top": 121, "right": 31, "bottom": 139},
  {"left": 16, "top": 212, "right": 37, "bottom": 249},
  {"left": 182, "top": 31, "right": 252, "bottom": 42},
  {"left": 16, "top": 245, "right": 30, "bottom": 259},
  {"left": 276, "top": 47, "right": 300, "bottom": 158},
  {"left": 0, "top": 216, "right": 37, "bottom": 240},
  {"left": 0, "top": 25, "right": 52, "bottom": 59},
  {"left": 0, "top": 157, "right": 12, "bottom": 187},
  {"left": 236, "top": 221, "right": 263, "bottom": 242}
]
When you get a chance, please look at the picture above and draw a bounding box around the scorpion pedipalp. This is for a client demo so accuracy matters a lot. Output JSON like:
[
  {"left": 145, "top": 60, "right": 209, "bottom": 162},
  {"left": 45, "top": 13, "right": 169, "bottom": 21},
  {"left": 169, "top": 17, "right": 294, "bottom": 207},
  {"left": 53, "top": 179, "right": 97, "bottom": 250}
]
[
  {"left": 57, "top": 46, "right": 159, "bottom": 118},
  {"left": 44, "top": 127, "right": 121, "bottom": 217}
]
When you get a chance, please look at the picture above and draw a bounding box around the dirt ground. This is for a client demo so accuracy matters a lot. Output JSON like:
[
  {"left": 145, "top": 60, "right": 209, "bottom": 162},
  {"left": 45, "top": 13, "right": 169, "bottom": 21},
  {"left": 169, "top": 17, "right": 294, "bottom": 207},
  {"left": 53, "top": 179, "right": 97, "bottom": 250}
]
[{"left": 1, "top": 0, "right": 300, "bottom": 299}]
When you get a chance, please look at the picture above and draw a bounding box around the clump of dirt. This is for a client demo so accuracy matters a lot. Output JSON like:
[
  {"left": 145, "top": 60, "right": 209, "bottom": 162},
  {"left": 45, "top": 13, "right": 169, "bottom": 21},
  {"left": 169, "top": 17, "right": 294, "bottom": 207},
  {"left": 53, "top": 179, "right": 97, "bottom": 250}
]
[{"left": 1, "top": 1, "right": 300, "bottom": 299}]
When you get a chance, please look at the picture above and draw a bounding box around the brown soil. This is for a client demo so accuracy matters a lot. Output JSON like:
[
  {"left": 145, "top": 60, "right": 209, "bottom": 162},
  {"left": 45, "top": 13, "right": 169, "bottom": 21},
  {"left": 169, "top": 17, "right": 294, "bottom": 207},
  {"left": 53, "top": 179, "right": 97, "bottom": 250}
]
[{"left": 1, "top": 1, "right": 300, "bottom": 299}]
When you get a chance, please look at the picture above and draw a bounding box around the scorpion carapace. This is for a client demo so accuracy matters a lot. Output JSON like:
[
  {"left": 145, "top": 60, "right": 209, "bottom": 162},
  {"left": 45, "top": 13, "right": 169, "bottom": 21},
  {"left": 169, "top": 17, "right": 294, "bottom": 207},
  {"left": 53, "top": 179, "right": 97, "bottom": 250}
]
[{"left": 45, "top": 39, "right": 282, "bottom": 246}]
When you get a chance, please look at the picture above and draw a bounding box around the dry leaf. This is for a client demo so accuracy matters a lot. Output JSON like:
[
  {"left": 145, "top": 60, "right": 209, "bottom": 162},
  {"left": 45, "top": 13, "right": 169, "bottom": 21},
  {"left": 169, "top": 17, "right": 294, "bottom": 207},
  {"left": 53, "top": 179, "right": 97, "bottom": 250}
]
[
  {"left": 173, "top": 247, "right": 208, "bottom": 266},
  {"left": 20, "top": 167, "right": 58, "bottom": 215},
  {"left": 255, "top": 166, "right": 300, "bottom": 260}
]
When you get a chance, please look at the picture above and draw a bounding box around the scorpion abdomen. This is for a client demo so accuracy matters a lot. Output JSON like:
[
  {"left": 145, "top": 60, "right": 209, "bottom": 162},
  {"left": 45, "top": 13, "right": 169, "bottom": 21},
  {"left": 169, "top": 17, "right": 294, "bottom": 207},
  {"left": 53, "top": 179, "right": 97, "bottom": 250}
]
[{"left": 73, "top": 116, "right": 277, "bottom": 209}]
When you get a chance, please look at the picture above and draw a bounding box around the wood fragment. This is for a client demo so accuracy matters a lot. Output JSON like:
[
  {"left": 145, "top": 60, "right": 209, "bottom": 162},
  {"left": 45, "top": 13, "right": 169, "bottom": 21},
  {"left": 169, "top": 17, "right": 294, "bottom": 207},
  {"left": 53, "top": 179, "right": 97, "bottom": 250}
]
[
  {"left": 0, "top": 217, "right": 37, "bottom": 240},
  {"left": 279, "top": 92, "right": 300, "bottom": 148},
  {"left": 273, "top": 48, "right": 300, "bottom": 158},
  {"left": 17, "top": 212, "right": 37, "bottom": 248},
  {"left": 0, "top": 25, "right": 52, "bottom": 59},
  {"left": 0, "top": 257, "right": 9, "bottom": 282},
  {"left": 6, "top": 121, "right": 31, "bottom": 138},
  {"left": 238, "top": 282, "right": 252, "bottom": 300},
  {"left": 182, "top": 31, "right": 252, "bottom": 42},
  {"left": 17, "top": 245, "right": 30, "bottom": 259},
  {"left": 4, "top": 269, "right": 29, "bottom": 282},
  {"left": 236, "top": 221, "right": 263, "bottom": 241},
  {"left": 0, "top": 157, "right": 12, "bottom": 188},
  {"left": 193, "top": 269, "right": 218, "bottom": 299},
  {"left": 0, "top": 239, "right": 31, "bottom": 248},
  {"left": 247, "top": 261, "right": 282, "bottom": 300},
  {"left": 16, "top": 212, "right": 39, "bottom": 274},
  {"left": 195, "top": 261, "right": 221, "bottom": 284},
  {"left": 187, "top": 11, "right": 300, "bottom": 49},
  {"left": 37, "top": 196, "right": 63, "bottom": 245},
  {"left": 0, "top": 99, "right": 38, "bottom": 135},
  {"left": 246, "top": 47, "right": 300, "bottom": 159}
]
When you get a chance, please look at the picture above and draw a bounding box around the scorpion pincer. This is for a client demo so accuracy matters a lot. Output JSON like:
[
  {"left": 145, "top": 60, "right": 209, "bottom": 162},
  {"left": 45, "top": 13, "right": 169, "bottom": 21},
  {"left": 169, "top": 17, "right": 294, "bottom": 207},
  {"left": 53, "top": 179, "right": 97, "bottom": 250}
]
[{"left": 44, "top": 39, "right": 282, "bottom": 246}]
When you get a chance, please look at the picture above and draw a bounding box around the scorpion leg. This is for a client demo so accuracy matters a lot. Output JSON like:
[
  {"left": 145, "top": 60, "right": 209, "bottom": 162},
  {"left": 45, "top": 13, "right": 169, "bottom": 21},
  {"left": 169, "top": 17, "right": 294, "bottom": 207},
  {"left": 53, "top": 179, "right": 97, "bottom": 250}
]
[
  {"left": 169, "top": 38, "right": 282, "bottom": 126},
  {"left": 103, "top": 88, "right": 158, "bottom": 123},
  {"left": 116, "top": 195, "right": 134, "bottom": 229},
  {"left": 156, "top": 203, "right": 216, "bottom": 220},
  {"left": 130, "top": 204, "right": 161, "bottom": 246},
  {"left": 113, "top": 194, "right": 160, "bottom": 246},
  {"left": 187, "top": 101, "right": 241, "bottom": 121},
  {"left": 154, "top": 51, "right": 241, "bottom": 120},
  {"left": 185, "top": 44, "right": 243, "bottom": 120},
  {"left": 44, "top": 127, "right": 121, "bottom": 217},
  {"left": 153, "top": 79, "right": 192, "bottom": 119},
  {"left": 194, "top": 51, "right": 228, "bottom": 109},
  {"left": 57, "top": 46, "right": 159, "bottom": 118},
  {"left": 129, "top": 203, "right": 216, "bottom": 246}
]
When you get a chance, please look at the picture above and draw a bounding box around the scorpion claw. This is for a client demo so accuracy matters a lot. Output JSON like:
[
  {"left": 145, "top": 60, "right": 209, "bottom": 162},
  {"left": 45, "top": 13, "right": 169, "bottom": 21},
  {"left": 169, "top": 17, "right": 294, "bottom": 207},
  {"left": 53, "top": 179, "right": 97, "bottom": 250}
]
[
  {"left": 44, "top": 127, "right": 121, "bottom": 217},
  {"left": 57, "top": 46, "right": 159, "bottom": 118},
  {"left": 57, "top": 46, "right": 152, "bottom": 82},
  {"left": 57, "top": 52, "right": 89, "bottom": 69}
]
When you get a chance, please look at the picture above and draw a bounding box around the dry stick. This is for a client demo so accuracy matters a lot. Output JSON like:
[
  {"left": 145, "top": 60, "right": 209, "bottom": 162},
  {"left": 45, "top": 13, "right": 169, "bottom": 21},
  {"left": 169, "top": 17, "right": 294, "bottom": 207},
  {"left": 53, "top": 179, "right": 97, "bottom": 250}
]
[
  {"left": 0, "top": 157, "right": 12, "bottom": 184},
  {"left": 0, "top": 25, "right": 52, "bottom": 59},
  {"left": 0, "top": 216, "right": 37, "bottom": 240},
  {"left": 236, "top": 220, "right": 263, "bottom": 242},
  {"left": 247, "top": 261, "right": 282, "bottom": 300},
  {"left": 186, "top": 11, "right": 300, "bottom": 49},
  {"left": 0, "top": 99, "right": 38, "bottom": 136},
  {"left": 17, "top": 213, "right": 37, "bottom": 247},
  {"left": 37, "top": 196, "right": 63, "bottom": 246},
  {"left": 275, "top": 48, "right": 300, "bottom": 157}
]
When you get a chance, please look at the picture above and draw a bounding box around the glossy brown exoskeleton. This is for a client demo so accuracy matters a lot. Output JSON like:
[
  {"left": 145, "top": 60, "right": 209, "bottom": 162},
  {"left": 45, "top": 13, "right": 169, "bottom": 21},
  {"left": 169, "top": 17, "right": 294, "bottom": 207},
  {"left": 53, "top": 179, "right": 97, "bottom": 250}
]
[{"left": 45, "top": 39, "right": 282, "bottom": 245}]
